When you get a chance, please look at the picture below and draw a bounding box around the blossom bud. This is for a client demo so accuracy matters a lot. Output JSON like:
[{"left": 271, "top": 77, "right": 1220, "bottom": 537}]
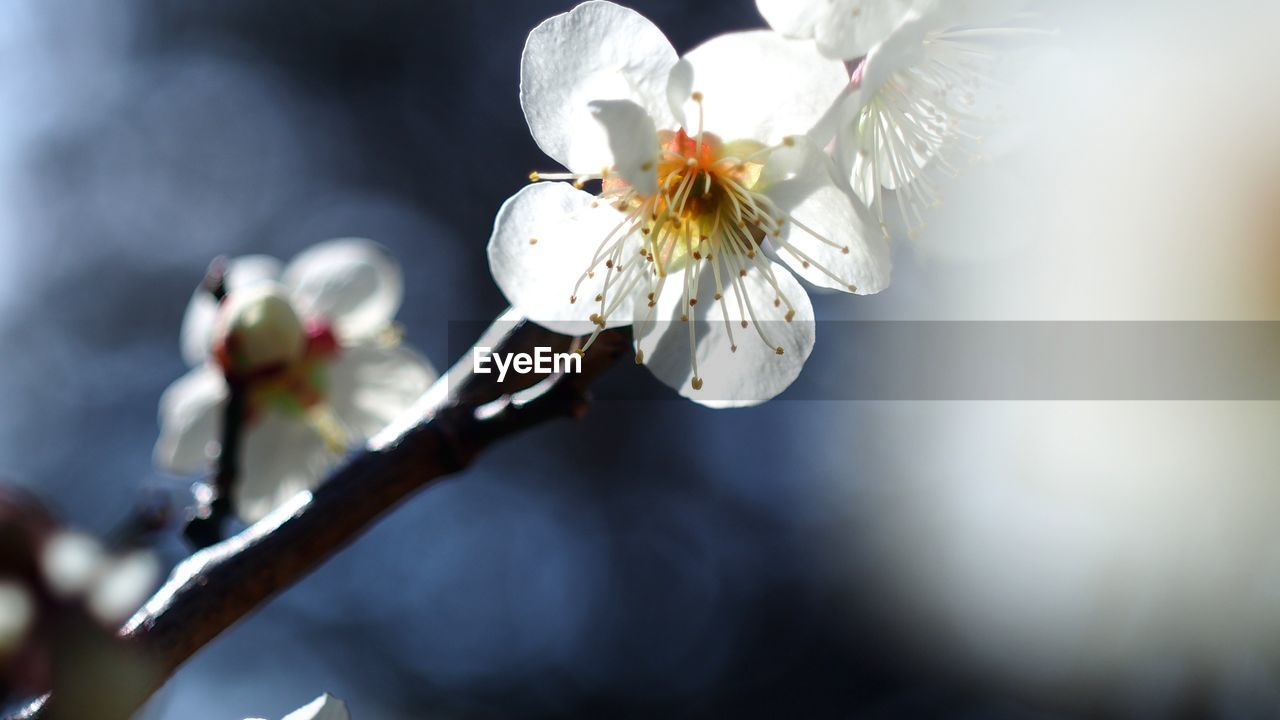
[{"left": 214, "top": 284, "right": 306, "bottom": 378}]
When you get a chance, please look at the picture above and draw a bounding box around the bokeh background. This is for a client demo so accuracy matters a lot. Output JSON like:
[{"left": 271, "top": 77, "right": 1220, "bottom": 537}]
[{"left": 2, "top": 0, "right": 1279, "bottom": 718}]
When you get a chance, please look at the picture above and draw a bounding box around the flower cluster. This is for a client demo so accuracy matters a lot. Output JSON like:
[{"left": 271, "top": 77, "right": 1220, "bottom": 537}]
[
  {"left": 151, "top": 3, "right": 1032, "bottom": 523},
  {"left": 132, "top": 1, "right": 1038, "bottom": 713},
  {"left": 489, "top": 0, "right": 1029, "bottom": 406},
  {"left": 0, "top": 486, "right": 158, "bottom": 706}
]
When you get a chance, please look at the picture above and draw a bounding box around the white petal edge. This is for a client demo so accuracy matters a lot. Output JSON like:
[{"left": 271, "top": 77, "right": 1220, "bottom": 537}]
[
  {"left": 281, "top": 694, "right": 350, "bottom": 720},
  {"left": 640, "top": 260, "right": 815, "bottom": 408},
  {"left": 589, "top": 99, "right": 659, "bottom": 196},
  {"left": 282, "top": 238, "right": 403, "bottom": 344},
  {"left": 821, "top": 0, "right": 921, "bottom": 61},
  {"left": 755, "top": 0, "right": 827, "bottom": 41},
  {"left": 761, "top": 140, "right": 891, "bottom": 294},
  {"left": 180, "top": 255, "right": 283, "bottom": 367},
  {"left": 234, "top": 410, "right": 338, "bottom": 524},
  {"left": 326, "top": 343, "right": 437, "bottom": 441},
  {"left": 520, "top": 0, "right": 678, "bottom": 175},
  {"left": 488, "top": 182, "right": 646, "bottom": 336},
  {"left": 757, "top": 0, "right": 921, "bottom": 61},
  {"left": 154, "top": 365, "right": 228, "bottom": 475},
  {"left": 679, "top": 30, "right": 848, "bottom": 147}
]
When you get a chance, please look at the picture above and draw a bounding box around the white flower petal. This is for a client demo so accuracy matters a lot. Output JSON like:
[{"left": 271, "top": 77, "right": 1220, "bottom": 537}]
[
  {"left": 666, "top": 59, "right": 694, "bottom": 129},
  {"left": 326, "top": 343, "right": 436, "bottom": 441},
  {"left": 154, "top": 365, "right": 228, "bottom": 476},
  {"left": 234, "top": 410, "right": 337, "bottom": 524},
  {"left": 754, "top": 0, "right": 828, "bottom": 43},
  {"left": 281, "top": 694, "right": 350, "bottom": 720},
  {"left": 181, "top": 255, "right": 283, "bottom": 367},
  {"left": 0, "top": 581, "right": 33, "bottom": 656},
  {"left": 589, "top": 99, "right": 659, "bottom": 196},
  {"left": 757, "top": 0, "right": 919, "bottom": 60},
  {"left": 858, "top": 10, "right": 931, "bottom": 95},
  {"left": 282, "top": 238, "right": 403, "bottom": 344},
  {"left": 520, "top": 0, "right": 678, "bottom": 174},
  {"left": 680, "top": 31, "right": 848, "bottom": 146},
  {"left": 488, "top": 182, "right": 645, "bottom": 336},
  {"left": 632, "top": 265, "right": 694, "bottom": 366},
  {"left": 762, "top": 140, "right": 891, "bottom": 294},
  {"left": 641, "top": 260, "right": 815, "bottom": 408},
  {"left": 86, "top": 551, "right": 159, "bottom": 625},
  {"left": 41, "top": 532, "right": 106, "bottom": 599}
]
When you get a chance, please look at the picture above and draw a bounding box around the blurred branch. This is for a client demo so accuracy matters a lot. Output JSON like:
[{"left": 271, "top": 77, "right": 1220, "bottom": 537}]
[{"left": 11, "top": 313, "right": 630, "bottom": 720}]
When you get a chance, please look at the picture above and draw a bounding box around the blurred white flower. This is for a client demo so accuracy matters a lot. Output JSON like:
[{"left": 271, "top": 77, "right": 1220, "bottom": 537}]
[
  {"left": 489, "top": 0, "right": 890, "bottom": 407},
  {"left": 818, "top": 0, "right": 1030, "bottom": 238},
  {"left": 0, "top": 581, "right": 34, "bottom": 658},
  {"left": 246, "top": 693, "right": 350, "bottom": 720},
  {"left": 40, "top": 531, "right": 159, "bottom": 625},
  {"left": 154, "top": 239, "right": 436, "bottom": 523},
  {"left": 756, "top": 0, "right": 919, "bottom": 60}
]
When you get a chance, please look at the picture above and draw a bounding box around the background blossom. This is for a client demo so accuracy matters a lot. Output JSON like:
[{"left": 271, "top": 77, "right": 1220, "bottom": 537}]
[{"left": 154, "top": 239, "right": 436, "bottom": 522}]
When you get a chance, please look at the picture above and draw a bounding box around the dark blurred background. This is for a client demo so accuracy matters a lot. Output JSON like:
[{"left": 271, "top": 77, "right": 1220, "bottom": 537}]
[{"left": 0, "top": 1, "right": 1057, "bottom": 718}]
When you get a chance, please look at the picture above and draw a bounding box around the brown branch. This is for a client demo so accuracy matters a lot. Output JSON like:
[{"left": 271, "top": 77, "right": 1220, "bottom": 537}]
[{"left": 12, "top": 313, "right": 630, "bottom": 720}]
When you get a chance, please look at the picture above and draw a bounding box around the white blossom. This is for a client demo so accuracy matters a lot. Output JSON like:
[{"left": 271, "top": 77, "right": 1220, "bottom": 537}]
[
  {"left": 489, "top": 1, "right": 890, "bottom": 407},
  {"left": 154, "top": 239, "right": 436, "bottom": 523},
  {"left": 814, "top": 0, "right": 1032, "bottom": 237},
  {"left": 40, "top": 531, "right": 159, "bottom": 625}
]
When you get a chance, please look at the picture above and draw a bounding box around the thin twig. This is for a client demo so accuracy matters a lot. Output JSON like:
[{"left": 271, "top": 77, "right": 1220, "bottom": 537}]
[
  {"left": 12, "top": 312, "right": 630, "bottom": 720},
  {"left": 184, "top": 258, "right": 239, "bottom": 548}
]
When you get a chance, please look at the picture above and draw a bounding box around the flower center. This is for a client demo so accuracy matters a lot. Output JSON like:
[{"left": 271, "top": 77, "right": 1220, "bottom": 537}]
[
  {"left": 529, "top": 94, "right": 853, "bottom": 391},
  {"left": 213, "top": 288, "right": 347, "bottom": 449}
]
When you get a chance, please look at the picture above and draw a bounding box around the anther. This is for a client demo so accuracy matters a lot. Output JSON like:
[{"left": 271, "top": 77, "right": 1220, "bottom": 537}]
[
  {"left": 569, "top": 295, "right": 577, "bottom": 304},
  {"left": 528, "top": 171, "right": 540, "bottom": 182},
  {"left": 635, "top": 349, "right": 645, "bottom": 364},
  {"left": 529, "top": 238, "right": 538, "bottom": 245},
  {"left": 775, "top": 346, "right": 785, "bottom": 355},
  {"left": 691, "top": 377, "right": 704, "bottom": 390}
]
